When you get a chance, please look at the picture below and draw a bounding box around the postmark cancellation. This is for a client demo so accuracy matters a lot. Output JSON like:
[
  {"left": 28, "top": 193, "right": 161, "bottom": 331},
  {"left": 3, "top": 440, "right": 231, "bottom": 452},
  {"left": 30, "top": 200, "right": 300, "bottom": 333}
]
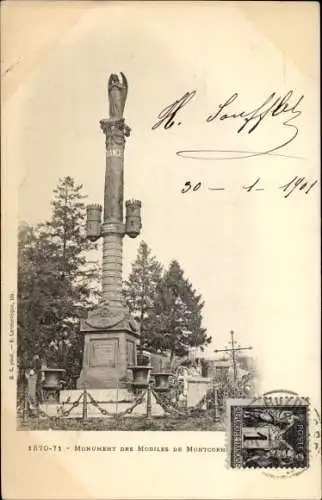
[{"left": 227, "top": 397, "right": 309, "bottom": 469}]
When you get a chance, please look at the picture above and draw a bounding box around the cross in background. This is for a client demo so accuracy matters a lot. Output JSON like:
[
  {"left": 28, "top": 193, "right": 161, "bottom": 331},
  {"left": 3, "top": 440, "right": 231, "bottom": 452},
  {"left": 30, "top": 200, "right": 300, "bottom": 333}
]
[{"left": 214, "top": 330, "right": 253, "bottom": 384}]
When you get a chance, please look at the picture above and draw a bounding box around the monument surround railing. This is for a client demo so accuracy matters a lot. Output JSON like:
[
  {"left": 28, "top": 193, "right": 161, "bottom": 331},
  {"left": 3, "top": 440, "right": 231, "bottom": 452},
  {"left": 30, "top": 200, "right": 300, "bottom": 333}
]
[{"left": 22, "top": 380, "right": 224, "bottom": 423}]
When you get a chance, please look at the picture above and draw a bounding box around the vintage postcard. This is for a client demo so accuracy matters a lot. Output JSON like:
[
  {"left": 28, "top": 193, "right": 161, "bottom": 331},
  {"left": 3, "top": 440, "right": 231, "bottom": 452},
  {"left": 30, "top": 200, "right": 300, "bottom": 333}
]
[{"left": 1, "top": 1, "right": 320, "bottom": 499}]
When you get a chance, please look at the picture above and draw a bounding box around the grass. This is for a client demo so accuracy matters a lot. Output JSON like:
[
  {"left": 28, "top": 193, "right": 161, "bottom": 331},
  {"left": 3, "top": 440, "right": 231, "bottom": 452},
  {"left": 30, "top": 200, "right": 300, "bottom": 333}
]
[{"left": 17, "top": 411, "right": 225, "bottom": 431}]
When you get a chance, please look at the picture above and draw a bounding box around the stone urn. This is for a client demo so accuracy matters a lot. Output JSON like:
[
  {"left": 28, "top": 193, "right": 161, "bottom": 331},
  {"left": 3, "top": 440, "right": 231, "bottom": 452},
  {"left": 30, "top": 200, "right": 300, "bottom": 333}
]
[
  {"left": 129, "top": 365, "right": 152, "bottom": 388},
  {"left": 41, "top": 368, "right": 65, "bottom": 403},
  {"left": 153, "top": 372, "right": 172, "bottom": 393},
  {"left": 136, "top": 349, "right": 151, "bottom": 366}
]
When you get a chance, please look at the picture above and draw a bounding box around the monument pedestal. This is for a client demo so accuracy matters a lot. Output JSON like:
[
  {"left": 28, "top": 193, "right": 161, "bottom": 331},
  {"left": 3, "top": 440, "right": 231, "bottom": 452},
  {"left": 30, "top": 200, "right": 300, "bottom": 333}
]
[{"left": 77, "top": 303, "right": 140, "bottom": 389}]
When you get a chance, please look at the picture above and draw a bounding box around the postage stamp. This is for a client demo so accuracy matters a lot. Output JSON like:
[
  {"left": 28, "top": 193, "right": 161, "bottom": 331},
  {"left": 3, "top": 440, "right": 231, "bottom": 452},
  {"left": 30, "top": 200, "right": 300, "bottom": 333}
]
[{"left": 227, "top": 398, "right": 309, "bottom": 469}]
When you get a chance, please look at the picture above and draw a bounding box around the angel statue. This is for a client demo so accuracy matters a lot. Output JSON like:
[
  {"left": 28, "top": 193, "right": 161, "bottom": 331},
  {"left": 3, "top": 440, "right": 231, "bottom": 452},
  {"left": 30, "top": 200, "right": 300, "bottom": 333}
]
[{"left": 108, "top": 72, "right": 128, "bottom": 120}]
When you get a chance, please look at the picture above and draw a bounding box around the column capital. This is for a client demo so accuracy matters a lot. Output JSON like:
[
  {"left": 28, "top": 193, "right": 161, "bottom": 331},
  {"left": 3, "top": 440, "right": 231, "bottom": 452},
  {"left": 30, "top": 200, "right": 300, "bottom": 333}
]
[{"left": 100, "top": 118, "right": 131, "bottom": 154}]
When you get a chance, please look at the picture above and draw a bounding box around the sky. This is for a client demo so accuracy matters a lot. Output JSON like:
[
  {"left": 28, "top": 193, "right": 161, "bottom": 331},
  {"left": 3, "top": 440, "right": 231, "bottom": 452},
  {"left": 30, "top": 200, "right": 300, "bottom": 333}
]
[{"left": 3, "top": 2, "right": 319, "bottom": 371}]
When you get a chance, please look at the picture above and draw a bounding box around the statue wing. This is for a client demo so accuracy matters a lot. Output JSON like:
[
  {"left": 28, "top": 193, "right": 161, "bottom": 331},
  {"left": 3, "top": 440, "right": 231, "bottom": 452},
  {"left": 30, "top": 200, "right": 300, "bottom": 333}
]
[{"left": 120, "top": 72, "right": 128, "bottom": 104}]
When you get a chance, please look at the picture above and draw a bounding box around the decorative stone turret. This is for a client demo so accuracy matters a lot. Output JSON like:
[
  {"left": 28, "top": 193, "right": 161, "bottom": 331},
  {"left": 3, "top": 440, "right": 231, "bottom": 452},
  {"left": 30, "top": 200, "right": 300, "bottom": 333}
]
[
  {"left": 77, "top": 73, "right": 142, "bottom": 389},
  {"left": 86, "top": 204, "right": 102, "bottom": 242},
  {"left": 125, "top": 200, "right": 142, "bottom": 238}
]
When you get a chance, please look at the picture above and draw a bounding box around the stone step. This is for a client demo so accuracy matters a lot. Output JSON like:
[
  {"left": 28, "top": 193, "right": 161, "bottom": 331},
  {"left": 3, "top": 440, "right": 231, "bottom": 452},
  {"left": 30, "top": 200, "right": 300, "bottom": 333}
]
[{"left": 60, "top": 388, "right": 135, "bottom": 404}]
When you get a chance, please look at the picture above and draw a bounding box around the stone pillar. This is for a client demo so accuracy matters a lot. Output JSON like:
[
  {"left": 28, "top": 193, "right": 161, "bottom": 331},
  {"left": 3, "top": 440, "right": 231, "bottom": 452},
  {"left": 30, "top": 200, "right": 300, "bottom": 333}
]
[
  {"left": 99, "top": 117, "right": 130, "bottom": 308},
  {"left": 102, "top": 233, "right": 123, "bottom": 306},
  {"left": 77, "top": 73, "right": 142, "bottom": 389}
]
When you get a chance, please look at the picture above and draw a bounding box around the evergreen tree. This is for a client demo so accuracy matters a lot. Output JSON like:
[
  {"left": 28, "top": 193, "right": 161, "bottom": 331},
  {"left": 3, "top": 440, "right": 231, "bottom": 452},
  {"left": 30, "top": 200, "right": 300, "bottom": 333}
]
[
  {"left": 151, "top": 260, "right": 211, "bottom": 367},
  {"left": 123, "top": 241, "right": 163, "bottom": 350},
  {"left": 18, "top": 177, "right": 100, "bottom": 379},
  {"left": 42, "top": 176, "right": 100, "bottom": 322},
  {"left": 18, "top": 223, "right": 61, "bottom": 369}
]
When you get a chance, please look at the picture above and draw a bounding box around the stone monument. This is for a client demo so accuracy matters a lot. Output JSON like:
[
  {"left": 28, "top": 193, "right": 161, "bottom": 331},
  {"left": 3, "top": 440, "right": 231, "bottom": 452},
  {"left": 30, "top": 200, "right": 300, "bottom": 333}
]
[{"left": 77, "top": 72, "right": 142, "bottom": 389}]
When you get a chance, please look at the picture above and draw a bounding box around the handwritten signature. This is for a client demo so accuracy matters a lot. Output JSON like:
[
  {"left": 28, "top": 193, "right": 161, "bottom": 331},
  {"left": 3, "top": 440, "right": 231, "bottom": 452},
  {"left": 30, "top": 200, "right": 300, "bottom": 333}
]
[
  {"left": 152, "top": 90, "right": 304, "bottom": 160},
  {"left": 181, "top": 176, "right": 318, "bottom": 198}
]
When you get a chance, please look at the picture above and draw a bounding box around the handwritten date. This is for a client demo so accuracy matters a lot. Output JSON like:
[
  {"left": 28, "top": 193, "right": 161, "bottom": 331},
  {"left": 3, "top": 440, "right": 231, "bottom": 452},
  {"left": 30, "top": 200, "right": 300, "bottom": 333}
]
[{"left": 181, "top": 176, "right": 318, "bottom": 199}]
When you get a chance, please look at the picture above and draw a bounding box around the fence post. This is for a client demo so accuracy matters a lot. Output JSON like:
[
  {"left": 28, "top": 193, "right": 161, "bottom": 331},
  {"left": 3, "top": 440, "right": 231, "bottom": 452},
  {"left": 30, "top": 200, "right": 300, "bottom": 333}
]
[
  {"left": 82, "top": 388, "right": 88, "bottom": 421},
  {"left": 115, "top": 381, "right": 119, "bottom": 416},
  {"left": 213, "top": 387, "right": 220, "bottom": 423},
  {"left": 23, "top": 391, "right": 29, "bottom": 423},
  {"left": 146, "top": 384, "right": 152, "bottom": 420}
]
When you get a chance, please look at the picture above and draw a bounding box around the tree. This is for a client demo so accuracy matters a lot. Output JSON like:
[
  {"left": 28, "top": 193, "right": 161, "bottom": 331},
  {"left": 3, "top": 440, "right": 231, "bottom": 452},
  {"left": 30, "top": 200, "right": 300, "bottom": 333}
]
[
  {"left": 18, "top": 177, "right": 100, "bottom": 380},
  {"left": 123, "top": 241, "right": 163, "bottom": 349},
  {"left": 18, "top": 223, "right": 57, "bottom": 370},
  {"left": 43, "top": 176, "right": 100, "bottom": 320},
  {"left": 150, "top": 260, "right": 211, "bottom": 367}
]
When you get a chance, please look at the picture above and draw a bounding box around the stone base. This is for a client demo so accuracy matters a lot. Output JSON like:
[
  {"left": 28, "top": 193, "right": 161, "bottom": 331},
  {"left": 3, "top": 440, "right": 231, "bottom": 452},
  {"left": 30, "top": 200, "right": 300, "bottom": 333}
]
[
  {"left": 77, "top": 303, "right": 140, "bottom": 389},
  {"left": 77, "top": 330, "right": 139, "bottom": 389}
]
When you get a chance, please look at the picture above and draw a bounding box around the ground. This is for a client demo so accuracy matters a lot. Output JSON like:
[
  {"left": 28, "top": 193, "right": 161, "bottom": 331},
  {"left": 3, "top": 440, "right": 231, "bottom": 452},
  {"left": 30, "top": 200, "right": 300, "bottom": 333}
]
[{"left": 17, "top": 411, "right": 225, "bottom": 431}]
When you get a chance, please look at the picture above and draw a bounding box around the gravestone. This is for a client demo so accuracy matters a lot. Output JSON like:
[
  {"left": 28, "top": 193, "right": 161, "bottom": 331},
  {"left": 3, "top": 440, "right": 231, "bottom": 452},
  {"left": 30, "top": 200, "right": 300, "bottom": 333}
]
[
  {"left": 187, "top": 377, "right": 211, "bottom": 407},
  {"left": 26, "top": 371, "right": 38, "bottom": 404}
]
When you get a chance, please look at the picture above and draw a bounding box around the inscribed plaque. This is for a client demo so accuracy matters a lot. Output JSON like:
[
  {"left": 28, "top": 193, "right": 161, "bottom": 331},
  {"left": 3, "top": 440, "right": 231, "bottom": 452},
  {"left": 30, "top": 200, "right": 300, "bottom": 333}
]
[{"left": 89, "top": 339, "right": 118, "bottom": 368}]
